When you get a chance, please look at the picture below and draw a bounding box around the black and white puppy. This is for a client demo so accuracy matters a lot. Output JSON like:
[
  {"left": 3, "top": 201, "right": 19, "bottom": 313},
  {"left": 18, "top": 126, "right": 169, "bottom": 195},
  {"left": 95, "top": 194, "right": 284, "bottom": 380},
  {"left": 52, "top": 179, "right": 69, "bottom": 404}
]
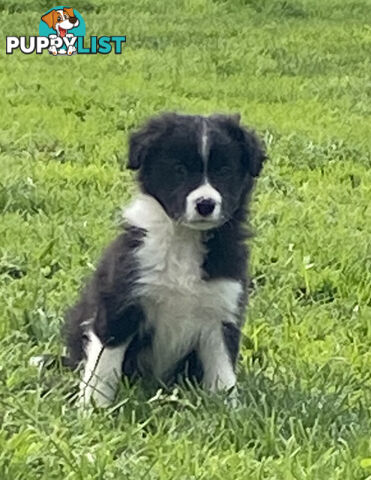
[{"left": 65, "top": 112, "right": 266, "bottom": 406}]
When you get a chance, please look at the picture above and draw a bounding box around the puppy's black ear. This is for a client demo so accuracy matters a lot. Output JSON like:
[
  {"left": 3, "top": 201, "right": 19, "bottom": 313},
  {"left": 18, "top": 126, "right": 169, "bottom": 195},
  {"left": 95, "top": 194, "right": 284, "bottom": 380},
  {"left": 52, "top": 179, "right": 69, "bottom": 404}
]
[
  {"left": 128, "top": 114, "right": 174, "bottom": 170},
  {"left": 210, "top": 113, "right": 267, "bottom": 177},
  {"left": 239, "top": 124, "right": 267, "bottom": 177},
  {"left": 128, "top": 129, "right": 147, "bottom": 170},
  {"left": 128, "top": 126, "right": 154, "bottom": 170}
]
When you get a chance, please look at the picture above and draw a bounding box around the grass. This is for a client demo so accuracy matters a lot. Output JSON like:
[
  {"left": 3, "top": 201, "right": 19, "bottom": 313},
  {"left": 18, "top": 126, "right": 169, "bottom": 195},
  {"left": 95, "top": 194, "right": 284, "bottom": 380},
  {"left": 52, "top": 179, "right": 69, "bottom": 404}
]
[{"left": 1, "top": 0, "right": 371, "bottom": 478}]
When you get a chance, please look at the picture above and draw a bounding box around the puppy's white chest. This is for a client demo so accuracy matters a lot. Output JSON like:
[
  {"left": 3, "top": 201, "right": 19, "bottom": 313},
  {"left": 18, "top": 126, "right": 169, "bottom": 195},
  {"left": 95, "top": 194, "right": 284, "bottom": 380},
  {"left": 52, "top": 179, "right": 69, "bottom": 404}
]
[
  {"left": 134, "top": 222, "right": 241, "bottom": 377},
  {"left": 124, "top": 194, "right": 242, "bottom": 377}
]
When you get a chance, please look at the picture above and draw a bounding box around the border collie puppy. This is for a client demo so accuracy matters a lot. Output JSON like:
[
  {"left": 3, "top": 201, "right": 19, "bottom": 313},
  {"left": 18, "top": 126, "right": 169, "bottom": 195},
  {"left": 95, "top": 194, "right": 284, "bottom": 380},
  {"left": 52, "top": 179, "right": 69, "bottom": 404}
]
[{"left": 65, "top": 113, "right": 266, "bottom": 407}]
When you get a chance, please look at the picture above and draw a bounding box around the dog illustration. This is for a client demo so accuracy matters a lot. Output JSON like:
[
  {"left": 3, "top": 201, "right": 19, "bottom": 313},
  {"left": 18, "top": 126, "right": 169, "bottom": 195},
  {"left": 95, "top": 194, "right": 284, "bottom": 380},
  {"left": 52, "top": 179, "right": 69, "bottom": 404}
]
[{"left": 41, "top": 7, "right": 79, "bottom": 55}]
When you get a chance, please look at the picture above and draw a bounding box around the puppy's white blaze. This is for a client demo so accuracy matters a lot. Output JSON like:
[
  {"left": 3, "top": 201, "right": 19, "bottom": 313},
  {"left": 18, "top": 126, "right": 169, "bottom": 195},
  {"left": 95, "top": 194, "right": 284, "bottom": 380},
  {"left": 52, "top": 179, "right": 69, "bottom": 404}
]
[
  {"left": 185, "top": 181, "right": 222, "bottom": 223},
  {"left": 123, "top": 194, "right": 242, "bottom": 381},
  {"left": 80, "top": 330, "right": 130, "bottom": 407},
  {"left": 201, "top": 120, "right": 209, "bottom": 169}
]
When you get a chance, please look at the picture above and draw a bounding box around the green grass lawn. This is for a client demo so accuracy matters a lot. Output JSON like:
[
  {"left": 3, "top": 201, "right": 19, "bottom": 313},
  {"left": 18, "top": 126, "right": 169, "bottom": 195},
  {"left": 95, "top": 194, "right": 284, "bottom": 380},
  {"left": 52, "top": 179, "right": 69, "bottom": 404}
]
[{"left": 1, "top": 0, "right": 371, "bottom": 478}]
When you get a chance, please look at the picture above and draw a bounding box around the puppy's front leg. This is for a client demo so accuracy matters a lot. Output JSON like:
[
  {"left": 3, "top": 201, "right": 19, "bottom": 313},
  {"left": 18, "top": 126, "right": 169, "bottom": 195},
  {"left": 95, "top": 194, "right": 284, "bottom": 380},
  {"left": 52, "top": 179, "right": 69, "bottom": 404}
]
[
  {"left": 199, "top": 323, "right": 240, "bottom": 393},
  {"left": 79, "top": 331, "right": 131, "bottom": 407},
  {"left": 48, "top": 34, "right": 58, "bottom": 55},
  {"left": 79, "top": 303, "right": 144, "bottom": 408}
]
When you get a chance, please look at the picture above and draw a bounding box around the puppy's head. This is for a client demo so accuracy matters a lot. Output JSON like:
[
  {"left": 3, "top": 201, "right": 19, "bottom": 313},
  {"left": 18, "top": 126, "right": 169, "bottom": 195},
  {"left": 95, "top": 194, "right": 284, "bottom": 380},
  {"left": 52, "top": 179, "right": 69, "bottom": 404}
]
[
  {"left": 41, "top": 8, "right": 79, "bottom": 36},
  {"left": 128, "top": 113, "right": 266, "bottom": 230}
]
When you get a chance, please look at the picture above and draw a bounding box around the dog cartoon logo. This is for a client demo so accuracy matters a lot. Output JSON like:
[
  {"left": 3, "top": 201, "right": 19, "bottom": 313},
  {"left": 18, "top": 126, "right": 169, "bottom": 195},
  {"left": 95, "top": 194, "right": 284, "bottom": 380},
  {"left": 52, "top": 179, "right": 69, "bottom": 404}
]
[
  {"left": 39, "top": 6, "right": 85, "bottom": 55},
  {"left": 6, "top": 7, "right": 125, "bottom": 56}
]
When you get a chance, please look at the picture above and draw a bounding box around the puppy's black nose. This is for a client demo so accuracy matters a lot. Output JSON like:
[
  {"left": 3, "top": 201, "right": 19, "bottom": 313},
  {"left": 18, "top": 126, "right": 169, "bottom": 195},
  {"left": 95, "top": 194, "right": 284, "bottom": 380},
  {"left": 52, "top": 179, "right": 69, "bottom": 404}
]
[
  {"left": 196, "top": 198, "right": 216, "bottom": 217},
  {"left": 70, "top": 16, "right": 78, "bottom": 24}
]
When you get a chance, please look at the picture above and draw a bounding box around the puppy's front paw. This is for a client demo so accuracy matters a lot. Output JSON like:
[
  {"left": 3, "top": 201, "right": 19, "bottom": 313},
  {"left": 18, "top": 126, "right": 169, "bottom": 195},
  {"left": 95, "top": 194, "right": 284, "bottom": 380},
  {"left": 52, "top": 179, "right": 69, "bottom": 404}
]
[
  {"left": 224, "top": 386, "right": 241, "bottom": 408},
  {"left": 78, "top": 375, "right": 118, "bottom": 409},
  {"left": 67, "top": 45, "right": 76, "bottom": 56}
]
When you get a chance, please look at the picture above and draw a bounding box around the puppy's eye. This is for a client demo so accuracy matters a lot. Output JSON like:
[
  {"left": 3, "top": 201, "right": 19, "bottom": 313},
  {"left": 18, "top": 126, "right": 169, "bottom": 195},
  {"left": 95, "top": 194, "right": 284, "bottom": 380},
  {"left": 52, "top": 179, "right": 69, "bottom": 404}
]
[
  {"left": 57, "top": 16, "right": 62, "bottom": 21},
  {"left": 174, "top": 164, "right": 187, "bottom": 178},
  {"left": 218, "top": 165, "right": 232, "bottom": 176}
]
